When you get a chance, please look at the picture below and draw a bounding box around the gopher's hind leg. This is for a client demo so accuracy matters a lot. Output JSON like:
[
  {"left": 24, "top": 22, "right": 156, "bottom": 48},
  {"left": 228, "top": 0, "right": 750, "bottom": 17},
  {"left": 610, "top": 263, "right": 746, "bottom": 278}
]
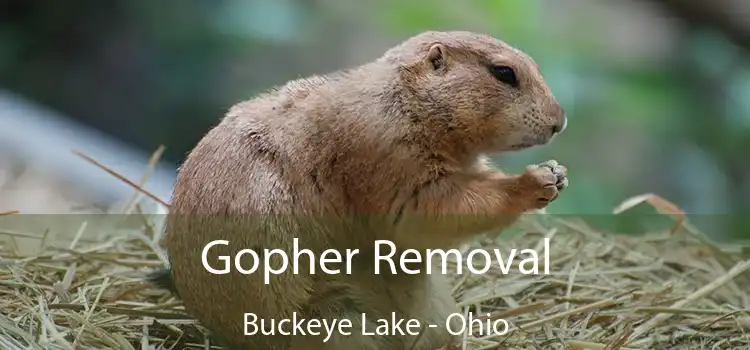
[{"left": 395, "top": 273, "right": 462, "bottom": 350}]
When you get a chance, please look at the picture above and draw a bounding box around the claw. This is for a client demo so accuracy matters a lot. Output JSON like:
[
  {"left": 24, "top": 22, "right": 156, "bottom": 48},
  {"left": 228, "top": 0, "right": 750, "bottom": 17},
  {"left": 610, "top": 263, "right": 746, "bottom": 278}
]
[{"left": 542, "top": 159, "right": 558, "bottom": 168}]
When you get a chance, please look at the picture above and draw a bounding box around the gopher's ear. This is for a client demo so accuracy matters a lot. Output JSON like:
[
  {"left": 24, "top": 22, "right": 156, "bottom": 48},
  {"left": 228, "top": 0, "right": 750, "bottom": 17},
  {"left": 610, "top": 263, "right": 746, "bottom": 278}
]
[{"left": 425, "top": 43, "right": 448, "bottom": 70}]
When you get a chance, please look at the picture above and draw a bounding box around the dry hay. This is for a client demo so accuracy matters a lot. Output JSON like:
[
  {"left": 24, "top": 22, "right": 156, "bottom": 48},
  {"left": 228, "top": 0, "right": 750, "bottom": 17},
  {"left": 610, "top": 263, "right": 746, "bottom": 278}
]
[
  {"left": 0, "top": 151, "right": 748, "bottom": 350},
  {"left": 1, "top": 196, "right": 750, "bottom": 350}
]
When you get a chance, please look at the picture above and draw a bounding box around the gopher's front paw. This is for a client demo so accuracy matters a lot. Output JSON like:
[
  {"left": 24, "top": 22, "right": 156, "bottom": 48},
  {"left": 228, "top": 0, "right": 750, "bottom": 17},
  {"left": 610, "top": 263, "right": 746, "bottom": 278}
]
[{"left": 517, "top": 160, "right": 568, "bottom": 210}]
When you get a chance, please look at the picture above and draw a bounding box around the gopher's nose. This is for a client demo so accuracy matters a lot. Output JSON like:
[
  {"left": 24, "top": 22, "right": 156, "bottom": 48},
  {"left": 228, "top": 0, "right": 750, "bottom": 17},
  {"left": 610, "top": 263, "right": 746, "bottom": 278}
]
[{"left": 552, "top": 111, "right": 567, "bottom": 135}]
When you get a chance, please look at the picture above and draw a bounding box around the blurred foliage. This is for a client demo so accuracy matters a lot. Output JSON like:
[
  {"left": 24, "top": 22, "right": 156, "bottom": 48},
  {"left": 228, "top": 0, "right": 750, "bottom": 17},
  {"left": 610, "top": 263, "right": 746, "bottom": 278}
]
[{"left": 0, "top": 0, "right": 748, "bottom": 240}]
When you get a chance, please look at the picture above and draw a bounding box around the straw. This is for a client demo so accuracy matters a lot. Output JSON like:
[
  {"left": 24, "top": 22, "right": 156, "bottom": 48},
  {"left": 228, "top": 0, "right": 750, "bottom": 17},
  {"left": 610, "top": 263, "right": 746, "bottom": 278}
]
[{"left": 1, "top": 150, "right": 749, "bottom": 349}]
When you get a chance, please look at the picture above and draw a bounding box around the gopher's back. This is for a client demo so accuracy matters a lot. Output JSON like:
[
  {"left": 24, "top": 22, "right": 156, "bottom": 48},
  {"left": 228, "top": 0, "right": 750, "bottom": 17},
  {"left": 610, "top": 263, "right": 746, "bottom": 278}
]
[
  {"left": 159, "top": 74, "right": 407, "bottom": 348},
  {"left": 161, "top": 107, "right": 301, "bottom": 348}
]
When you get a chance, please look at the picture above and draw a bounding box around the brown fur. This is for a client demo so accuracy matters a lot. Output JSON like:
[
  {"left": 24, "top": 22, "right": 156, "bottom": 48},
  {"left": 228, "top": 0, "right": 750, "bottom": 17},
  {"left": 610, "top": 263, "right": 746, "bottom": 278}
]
[{"left": 153, "top": 31, "right": 568, "bottom": 349}]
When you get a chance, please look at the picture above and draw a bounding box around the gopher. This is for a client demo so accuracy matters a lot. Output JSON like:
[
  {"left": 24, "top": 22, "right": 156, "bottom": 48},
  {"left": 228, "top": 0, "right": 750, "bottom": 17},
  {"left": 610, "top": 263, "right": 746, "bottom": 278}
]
[{"left": 149, "top": 30, "right": 568, "bottom": 349}]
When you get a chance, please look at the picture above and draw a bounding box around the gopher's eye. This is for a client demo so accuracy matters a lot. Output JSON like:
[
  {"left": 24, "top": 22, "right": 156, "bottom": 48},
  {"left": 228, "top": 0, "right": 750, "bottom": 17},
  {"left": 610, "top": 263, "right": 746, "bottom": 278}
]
[{"left": 489, "top": 65, "right": 518, "bottom": 87}]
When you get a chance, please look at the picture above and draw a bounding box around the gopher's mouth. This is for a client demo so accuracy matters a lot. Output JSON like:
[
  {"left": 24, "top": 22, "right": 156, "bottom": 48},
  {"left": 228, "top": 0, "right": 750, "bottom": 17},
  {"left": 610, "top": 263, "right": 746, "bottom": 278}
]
[
  {"left": 500, "top": 129, "right": 560, "bottom": 152},
  {"left": 508, "top": 143, "right": 534, "bottom": 150},
  {"left": 509, "top": 134, "right": 553, "bottom": 150}
]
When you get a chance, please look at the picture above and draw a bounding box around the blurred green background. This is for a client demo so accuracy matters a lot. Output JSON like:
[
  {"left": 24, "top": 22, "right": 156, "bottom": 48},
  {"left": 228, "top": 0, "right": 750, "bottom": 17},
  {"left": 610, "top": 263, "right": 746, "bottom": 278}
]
[{"left": 0, "top": 0, "right": 748, "bottom": 241}]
